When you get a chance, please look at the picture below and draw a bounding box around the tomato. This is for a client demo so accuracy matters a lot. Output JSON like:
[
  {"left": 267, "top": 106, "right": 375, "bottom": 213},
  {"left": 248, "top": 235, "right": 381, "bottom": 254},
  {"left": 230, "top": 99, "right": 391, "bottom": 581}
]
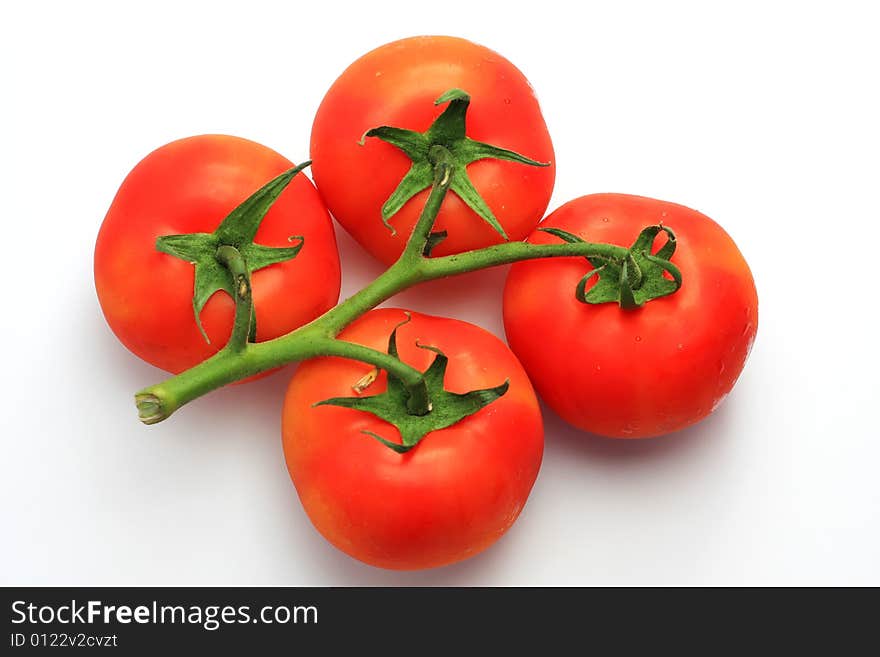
[
  {"left": 282, "top": 309, "right": 544, "bottom": 570},
  {"left": 503, "top": 194, "right": 758, "bottom": 439},
  {"left": 310, "top": 35, "right": 555, "bottom": 265},
  {"left": 95, "top": 134, "right": 341, "bottom": 374}
]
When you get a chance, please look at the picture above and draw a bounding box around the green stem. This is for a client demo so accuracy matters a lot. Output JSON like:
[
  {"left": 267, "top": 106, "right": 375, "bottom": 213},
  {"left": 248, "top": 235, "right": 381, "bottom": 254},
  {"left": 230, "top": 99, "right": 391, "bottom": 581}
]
[
  {"left": 403, "top": 148, "right": 454, "bottom": 261},
  {"left": 136, "top": 154, "right": 455, "bottom": 424},
  {"left": 134, "top": 148, "right": 658, "bottom": 425},
  {"left": 215, "top": 245, "right": 253, "bottom": 351},
  {"left": 306, "top": 154, "right": 455, "bottom": 334},
  {"left": 135, "top": 329, "right": 425, "bottom": 424},
  {"left": 421, "top": 240, "right": 628, "bottom": 278}
]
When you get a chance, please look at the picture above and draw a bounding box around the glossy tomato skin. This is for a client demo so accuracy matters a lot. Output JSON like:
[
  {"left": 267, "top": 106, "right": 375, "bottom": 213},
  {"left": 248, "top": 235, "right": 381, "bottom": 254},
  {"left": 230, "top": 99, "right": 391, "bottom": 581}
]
[
  {"left": 503, "top": 194, "right": 758, "bottom": 439},
  {"left": 95, "top": 135, "right": 341, "bottom": 374},
  {"left": 282, "top": 309, "right": 544, "bottom": 570},
  {"left": 310, "top": 35, "right": 555, "bottom": 265}
]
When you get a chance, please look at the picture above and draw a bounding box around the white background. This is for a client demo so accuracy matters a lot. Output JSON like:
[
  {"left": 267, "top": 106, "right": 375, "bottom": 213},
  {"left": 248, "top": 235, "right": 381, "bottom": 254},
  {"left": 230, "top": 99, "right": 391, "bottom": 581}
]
[{"left": 2, "top": 0, "right": 878, "bottom": 585}]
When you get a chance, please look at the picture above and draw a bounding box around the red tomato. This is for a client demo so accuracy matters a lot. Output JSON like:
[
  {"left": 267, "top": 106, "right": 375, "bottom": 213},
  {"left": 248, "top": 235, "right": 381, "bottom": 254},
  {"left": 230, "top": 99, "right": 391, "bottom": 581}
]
[
  {"left": 310, "top": 35, "right": 555, "bottom": 265},
  {"left": 503, "top": 194, "right": 758, "bottom": 439},
  {"left": 282, "top": 309, "right": 544, "bottom": 570},
  {"left": 95, "top": 134, "right": 341, "bottom": 374}
]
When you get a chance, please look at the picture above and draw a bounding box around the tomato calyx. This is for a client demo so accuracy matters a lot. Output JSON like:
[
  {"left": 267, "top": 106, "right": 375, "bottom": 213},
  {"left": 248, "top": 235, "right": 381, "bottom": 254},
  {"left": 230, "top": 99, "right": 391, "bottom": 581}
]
[
  {"left": 540, "top": 224, "right": 683, "bottom": 309},
  {"left": 314, "top": 316, "right": 509, "bottom": 454},
  {"left": 360, "top": 88, "right": 550, "bottom": 239},
  {"left": 155, "top": 163, "right": 311, "bottom": 342}
]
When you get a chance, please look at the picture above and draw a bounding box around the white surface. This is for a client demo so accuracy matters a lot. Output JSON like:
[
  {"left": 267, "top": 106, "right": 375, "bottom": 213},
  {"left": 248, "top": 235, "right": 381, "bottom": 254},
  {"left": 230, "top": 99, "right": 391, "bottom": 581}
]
[{"left": 2, "top": 0, "right": 878, "bottom": 586}]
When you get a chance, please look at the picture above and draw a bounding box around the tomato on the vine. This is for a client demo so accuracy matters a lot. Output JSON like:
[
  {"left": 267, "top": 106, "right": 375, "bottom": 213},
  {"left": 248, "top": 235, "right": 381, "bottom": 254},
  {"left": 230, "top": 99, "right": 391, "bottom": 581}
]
[
  {"left": 503, "top": 194, "right": 758, "bottom": 439},
  {"left": 282, "top": 309, "right": 544, "bottom": 570},
  {"left": 310, "top": 35, "right": 555, "bottom": 265},
  {"left": 95, "top": 134, "right": 341, "bottom": 374}
]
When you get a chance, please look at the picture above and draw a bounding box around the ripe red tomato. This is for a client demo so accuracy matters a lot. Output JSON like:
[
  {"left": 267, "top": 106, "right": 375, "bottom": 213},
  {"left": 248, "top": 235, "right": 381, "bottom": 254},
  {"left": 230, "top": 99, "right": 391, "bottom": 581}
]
[
  {"left": 310, "top": 35, "right": 555, "bottom": 265},
  {"left": 282, "top": 309, "right": 544, "bottom": 570},
  {"left": 503, "top": 194, "right": 758, "bottom": 439},
  {"left": 95, "top": 134, "right": 341, "bottom": 374}
]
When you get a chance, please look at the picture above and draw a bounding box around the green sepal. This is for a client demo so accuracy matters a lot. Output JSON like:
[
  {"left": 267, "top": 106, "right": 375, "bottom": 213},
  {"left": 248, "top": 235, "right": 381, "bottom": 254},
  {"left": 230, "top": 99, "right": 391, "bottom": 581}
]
[
  {"left": 155, "top": 162, "right": 310, "bottom": 343},
  {"left": 361, "top": 89, "right": 550, "bottom": 240},
  {"left": 539, "top": 224, "right": 682, "bottom": 309},
  {"left": 314, "top": 321, "right": 509, "bottom": 453}
]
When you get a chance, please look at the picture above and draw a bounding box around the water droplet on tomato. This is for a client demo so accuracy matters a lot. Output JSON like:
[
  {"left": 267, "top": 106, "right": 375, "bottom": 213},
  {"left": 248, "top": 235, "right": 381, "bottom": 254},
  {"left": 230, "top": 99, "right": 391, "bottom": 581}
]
[{"left": 635, "top": 335, "right": 642, "bottom": 342}]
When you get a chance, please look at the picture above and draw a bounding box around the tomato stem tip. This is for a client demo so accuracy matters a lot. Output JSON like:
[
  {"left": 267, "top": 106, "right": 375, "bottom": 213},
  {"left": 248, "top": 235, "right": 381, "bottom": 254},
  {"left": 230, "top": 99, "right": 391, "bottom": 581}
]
[{"left": 135, "top": 393, "right": 166, "bottom": 425}]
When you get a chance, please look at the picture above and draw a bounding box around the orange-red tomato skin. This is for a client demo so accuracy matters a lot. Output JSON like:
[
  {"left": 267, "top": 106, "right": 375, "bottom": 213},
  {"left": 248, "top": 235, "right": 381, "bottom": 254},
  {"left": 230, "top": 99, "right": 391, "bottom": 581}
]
[
  {"left": 95, "top": 134, "right": 341, "bottom": 375},
  {"left": 310, "top": 35, "right": 555, "bottom": 266},
  {"left": 503, "top": 194, "right": 758, "bottom": 439},
  {"left": 282, "top": 309, "right": 544, "bottom": 570}
]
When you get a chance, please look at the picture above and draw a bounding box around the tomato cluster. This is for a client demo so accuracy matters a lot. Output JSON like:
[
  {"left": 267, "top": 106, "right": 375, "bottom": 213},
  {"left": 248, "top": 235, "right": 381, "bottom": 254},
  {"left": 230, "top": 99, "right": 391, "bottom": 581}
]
[{"left": 95, "top": 36, "right": 757, "bottom": 570}]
